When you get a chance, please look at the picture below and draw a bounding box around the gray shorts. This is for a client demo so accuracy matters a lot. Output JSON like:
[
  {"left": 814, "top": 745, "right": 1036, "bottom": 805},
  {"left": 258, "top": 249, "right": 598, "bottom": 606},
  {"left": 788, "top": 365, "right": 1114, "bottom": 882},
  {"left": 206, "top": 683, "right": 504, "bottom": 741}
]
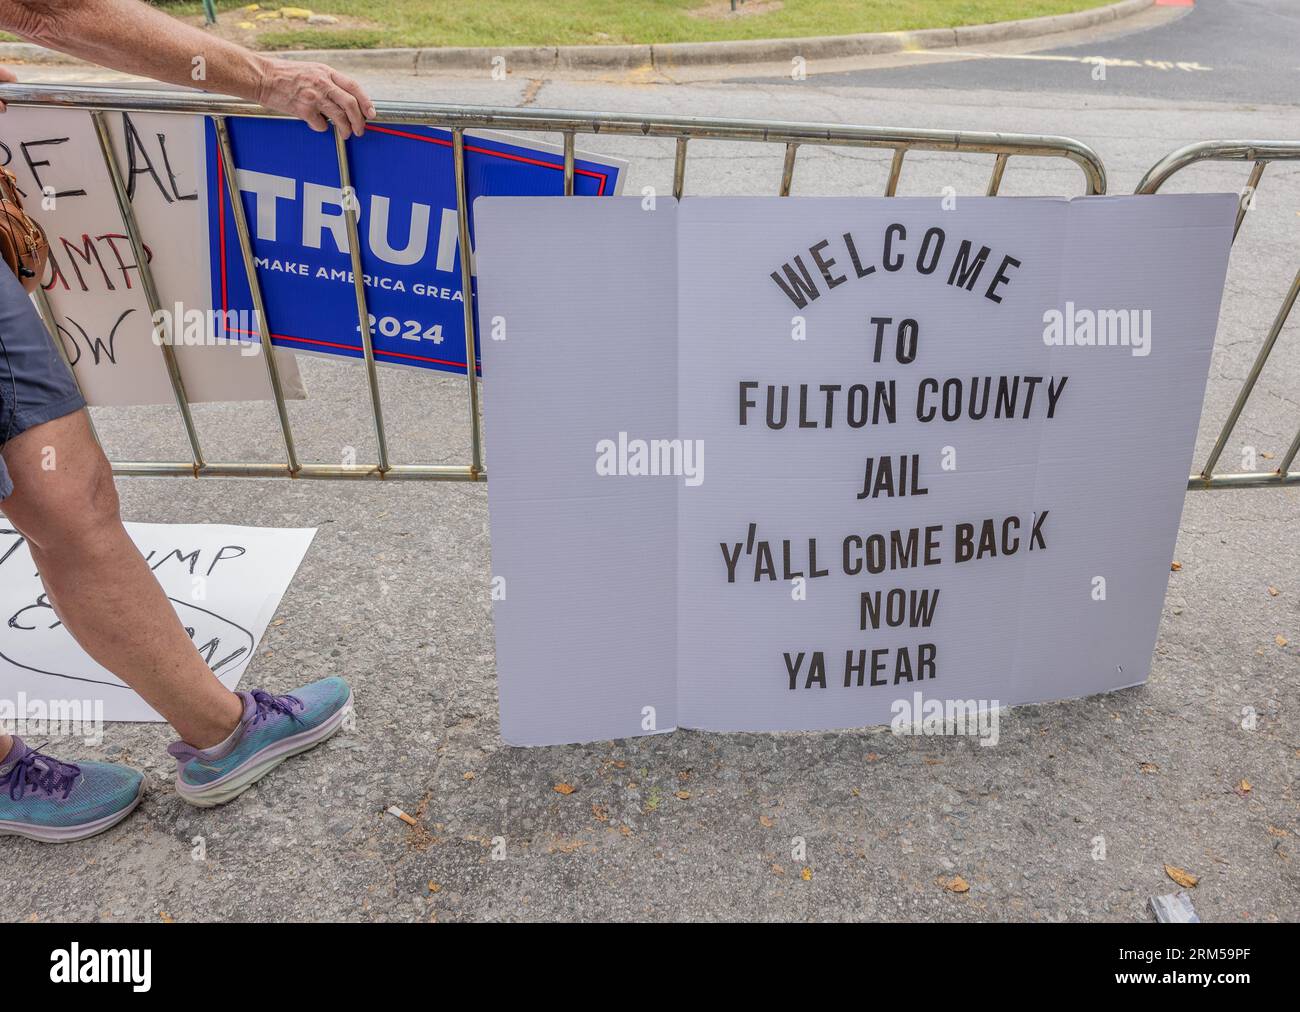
[{"left": 0, "top": 266, "right": 86, "bottom": 502}]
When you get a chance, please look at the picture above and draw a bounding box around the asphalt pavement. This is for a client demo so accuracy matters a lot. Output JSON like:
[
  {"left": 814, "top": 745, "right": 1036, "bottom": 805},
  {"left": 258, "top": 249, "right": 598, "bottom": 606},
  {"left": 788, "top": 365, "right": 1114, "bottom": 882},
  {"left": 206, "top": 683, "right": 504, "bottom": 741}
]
[{"left": 750, "top": 0, "right": 1300, "bottom": 105}]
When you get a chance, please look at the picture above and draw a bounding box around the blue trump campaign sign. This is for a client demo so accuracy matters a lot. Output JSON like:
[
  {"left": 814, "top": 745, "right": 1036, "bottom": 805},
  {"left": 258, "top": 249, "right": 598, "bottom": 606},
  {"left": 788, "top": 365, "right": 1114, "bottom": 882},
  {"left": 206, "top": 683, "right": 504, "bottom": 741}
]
[{"left": 205, "top": 118, "right": 624, "bottom": 375}]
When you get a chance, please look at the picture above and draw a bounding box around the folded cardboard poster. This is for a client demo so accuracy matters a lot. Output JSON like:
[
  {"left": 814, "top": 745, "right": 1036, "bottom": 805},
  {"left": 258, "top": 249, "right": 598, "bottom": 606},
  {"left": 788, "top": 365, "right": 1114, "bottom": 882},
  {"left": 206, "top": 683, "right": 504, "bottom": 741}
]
[
  {"left": 1, "top": 106, "right": 306, "bottom": 406},
  {"left": 476, "top": 195, "right": 1236, "bottom": 747}
]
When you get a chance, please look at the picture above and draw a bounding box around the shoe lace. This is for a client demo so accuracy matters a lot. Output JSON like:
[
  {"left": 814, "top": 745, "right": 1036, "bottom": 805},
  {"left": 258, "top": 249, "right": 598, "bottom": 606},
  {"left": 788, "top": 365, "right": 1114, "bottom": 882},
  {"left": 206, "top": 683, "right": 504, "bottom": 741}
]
[
  {"left": 248, "top": 689, "right": 303, "bottom": 727},
  {"left": 1, "top": 743, "right": 80, "bottom": 801}
]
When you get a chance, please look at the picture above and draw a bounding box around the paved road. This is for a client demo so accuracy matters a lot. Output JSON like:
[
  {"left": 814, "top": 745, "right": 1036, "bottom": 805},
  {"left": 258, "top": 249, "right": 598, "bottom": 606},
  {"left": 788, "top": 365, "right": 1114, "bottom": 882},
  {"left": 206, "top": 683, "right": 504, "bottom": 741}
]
[
  {"left": 2, "top": 11, "right": 1298, "bottom": 922},
  {"left": 741, "top": 0, "right": 1300, "bottom": 105}
]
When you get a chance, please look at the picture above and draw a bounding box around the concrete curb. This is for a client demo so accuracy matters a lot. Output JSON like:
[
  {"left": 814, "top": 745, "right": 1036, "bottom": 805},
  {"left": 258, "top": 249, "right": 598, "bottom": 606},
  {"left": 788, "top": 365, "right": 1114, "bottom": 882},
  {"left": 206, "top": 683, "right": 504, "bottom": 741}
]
[{"left": 0, "top": 0, "right": 1153, "bottom": 74}]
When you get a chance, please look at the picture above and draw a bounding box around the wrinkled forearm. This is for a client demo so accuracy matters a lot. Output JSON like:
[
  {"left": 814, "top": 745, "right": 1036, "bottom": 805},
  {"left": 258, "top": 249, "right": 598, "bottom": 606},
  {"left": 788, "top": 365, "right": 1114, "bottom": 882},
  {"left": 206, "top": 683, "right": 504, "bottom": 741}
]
[{"left": 0, "top": 0, "right": 272, "bottom": 103}]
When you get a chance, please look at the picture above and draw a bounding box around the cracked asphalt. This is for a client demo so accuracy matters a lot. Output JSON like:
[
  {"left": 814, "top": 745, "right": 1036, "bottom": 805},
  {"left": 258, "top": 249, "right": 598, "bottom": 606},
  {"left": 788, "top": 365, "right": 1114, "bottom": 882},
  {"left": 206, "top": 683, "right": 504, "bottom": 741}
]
[{"left": 2, "top": 2, "right": 1297, "bottom": 922}]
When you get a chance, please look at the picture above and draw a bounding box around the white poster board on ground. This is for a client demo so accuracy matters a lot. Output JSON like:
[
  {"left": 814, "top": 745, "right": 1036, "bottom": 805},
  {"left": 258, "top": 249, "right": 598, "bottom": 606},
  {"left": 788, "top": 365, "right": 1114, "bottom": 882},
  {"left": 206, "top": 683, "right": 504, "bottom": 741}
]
[
  {"left": 0, "top": 522, "right": 316, "bottom": 721},
  {"left": 0, "top": 106, "right": 305, "bottom": 406},
  {"left": 476, "top": 194, "right": 1236, "bottom": 746}
]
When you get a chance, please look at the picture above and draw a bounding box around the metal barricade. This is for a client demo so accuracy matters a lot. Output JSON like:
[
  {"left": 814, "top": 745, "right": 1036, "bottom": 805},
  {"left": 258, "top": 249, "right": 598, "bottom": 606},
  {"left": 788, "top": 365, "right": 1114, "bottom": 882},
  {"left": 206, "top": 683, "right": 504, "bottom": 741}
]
[
  {"left": 1136, "top": 140, "right": 1300, "bottom": 491},
  {"left": 1, "top": 83, "right": 1107, "bottom": 483}
]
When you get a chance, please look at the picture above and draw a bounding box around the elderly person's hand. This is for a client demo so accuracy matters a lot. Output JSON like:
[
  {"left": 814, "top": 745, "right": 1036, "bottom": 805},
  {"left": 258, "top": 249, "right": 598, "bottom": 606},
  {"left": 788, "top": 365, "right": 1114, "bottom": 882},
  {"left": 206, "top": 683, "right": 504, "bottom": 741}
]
[
  {"left": 256, "top": 58, "right": 376, "bottom": 138},
  {"left": 0, "top": 0, "right": 376, "bottom": 135}
]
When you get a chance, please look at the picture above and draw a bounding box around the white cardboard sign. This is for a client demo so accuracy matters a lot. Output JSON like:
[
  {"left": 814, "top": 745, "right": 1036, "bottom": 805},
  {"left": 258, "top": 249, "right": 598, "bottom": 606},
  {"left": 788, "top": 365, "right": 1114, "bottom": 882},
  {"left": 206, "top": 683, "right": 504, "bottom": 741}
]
[
  {"left": 476, "top": 195, "right": 1236, "bottom": 746},
  {"left": 0, "top": 106, "right": 305, "bottom": 405},
  {"left": 0, "top": 522, "right": 315, "bottom": 721}
]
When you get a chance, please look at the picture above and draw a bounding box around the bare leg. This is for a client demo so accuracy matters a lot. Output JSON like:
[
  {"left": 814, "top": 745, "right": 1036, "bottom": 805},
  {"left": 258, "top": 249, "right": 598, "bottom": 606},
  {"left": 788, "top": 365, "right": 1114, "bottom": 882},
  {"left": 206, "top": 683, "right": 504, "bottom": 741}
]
[{"left": 0, "top": 410, "right": 243, "bottom": 748}]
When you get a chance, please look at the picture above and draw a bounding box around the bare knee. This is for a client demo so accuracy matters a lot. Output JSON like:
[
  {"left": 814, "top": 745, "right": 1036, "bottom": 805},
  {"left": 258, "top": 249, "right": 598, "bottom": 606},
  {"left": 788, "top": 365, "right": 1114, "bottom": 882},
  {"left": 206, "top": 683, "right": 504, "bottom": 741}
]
[
  {"left": 6, "top": 452, "right": 122, "bottom": 555},
  {"left": 0, "top": 410, "right": 119, "bottom": 549},
  {"left": 53, "top": 453, "right": 121, "bottom": 547}
]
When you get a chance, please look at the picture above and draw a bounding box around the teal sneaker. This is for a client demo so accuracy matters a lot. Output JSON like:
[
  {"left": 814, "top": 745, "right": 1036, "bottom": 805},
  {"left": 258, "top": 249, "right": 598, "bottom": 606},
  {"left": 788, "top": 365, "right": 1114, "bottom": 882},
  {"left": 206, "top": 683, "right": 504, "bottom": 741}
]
[
  {"left": 0, "top": 737, "right": 144, "bottom": 842},
  {"left": 167, "top": 677, "right": 352, "bottom": 808}
]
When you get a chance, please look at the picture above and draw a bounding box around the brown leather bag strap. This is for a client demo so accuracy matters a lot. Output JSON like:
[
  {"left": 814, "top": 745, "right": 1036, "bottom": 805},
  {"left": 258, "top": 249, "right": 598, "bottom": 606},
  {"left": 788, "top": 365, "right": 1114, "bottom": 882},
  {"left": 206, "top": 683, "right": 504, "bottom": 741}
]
[{"left": 0, "top": 166, "right": 49, "bottom": 293}]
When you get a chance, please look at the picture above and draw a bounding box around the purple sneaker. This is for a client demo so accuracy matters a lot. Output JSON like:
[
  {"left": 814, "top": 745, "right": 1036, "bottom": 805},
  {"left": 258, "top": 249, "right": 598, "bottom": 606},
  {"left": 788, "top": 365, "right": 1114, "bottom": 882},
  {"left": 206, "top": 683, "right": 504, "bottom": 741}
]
[
  {"left": 167, "top": 676, "right": 352, "bottom": 808},
  {"left": 0, "top": 737, "right": 144, "bottom": 842}
]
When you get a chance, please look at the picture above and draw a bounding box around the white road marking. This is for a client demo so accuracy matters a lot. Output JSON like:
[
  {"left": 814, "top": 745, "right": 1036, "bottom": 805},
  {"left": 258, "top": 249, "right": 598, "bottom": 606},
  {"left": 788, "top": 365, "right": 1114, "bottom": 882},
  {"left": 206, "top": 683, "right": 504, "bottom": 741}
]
[{"left": 902, "top": 49, "right": 1212, "bottom": 72}]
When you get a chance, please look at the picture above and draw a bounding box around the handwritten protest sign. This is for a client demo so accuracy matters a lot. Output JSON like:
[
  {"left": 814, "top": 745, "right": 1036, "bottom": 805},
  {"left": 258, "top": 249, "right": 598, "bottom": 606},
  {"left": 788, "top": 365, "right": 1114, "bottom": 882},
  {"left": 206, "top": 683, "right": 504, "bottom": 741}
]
[
  {"left": 476, "top": 195, "right": 1236, "bottom": 746},
  {"left": 0, "top": 523, "right": 315, "bottom": 721},
  {"left": 0, "top": 106, "right": 305, "bottom": 405}
]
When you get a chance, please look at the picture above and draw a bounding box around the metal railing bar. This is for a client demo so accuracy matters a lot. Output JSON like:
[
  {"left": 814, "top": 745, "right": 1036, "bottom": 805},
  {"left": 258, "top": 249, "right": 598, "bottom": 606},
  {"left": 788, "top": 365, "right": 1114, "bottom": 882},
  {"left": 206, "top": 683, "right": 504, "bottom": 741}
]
[
  {"left": 1136, "top": 139, "right": 1300, "bottom": 195},
  {"left": 672, "top": 137, "right": 688, "bottom": 199},
  {"left": 562, "top": 131, "right": 575, "bottom": 196},
  {"left": 1136, "top": 140, "right": 1300, "bottom": 489},
  {"left": 0, "top": 84, "right": 1124, "bottom": 485},
  {"left": 1280, "top": 424, "right": 1300, "bottom": 477},
  {"left": 1188, "top": 470, "right": 1300, "bottom": 491},
  {"left": 333, "top": 126, "right": 391, "bottom": 473},
  {"left": 452, "top": 128, "right": 484, "bottom": 477},
  {"left": 90, "top": 109, "right": 205, "bottom": 472},
  {"left": 986, "top": 153, "right": 1009, "bottom": 196},
  {"left": 214, "top": 115, "right": 300, "bottom": 476},
  {"left": 0, "top": 85, "right": 1106, "bottom": 194},
  {"left": 779, "top": 142, "right": 798, "bottom": 196},
  {"left": 1197, "top": 267, "right": 1300, "bottom": 479},
  {"left": 110, "top": 461, "right": 482, "bottom": 480},
  {"left": 1233, "top": 160, "right": 1264, "bottom": 243},
  {"left": 884, "top": 148, "right": 905, "bottom": 196}
]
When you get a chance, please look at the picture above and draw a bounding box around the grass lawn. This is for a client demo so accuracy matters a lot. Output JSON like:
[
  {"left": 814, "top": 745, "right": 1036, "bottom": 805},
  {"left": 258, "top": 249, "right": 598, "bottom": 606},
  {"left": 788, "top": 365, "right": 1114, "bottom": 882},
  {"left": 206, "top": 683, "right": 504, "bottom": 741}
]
[{"left": 161, "top": 0, "right": 1118, "bottom": 51}]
